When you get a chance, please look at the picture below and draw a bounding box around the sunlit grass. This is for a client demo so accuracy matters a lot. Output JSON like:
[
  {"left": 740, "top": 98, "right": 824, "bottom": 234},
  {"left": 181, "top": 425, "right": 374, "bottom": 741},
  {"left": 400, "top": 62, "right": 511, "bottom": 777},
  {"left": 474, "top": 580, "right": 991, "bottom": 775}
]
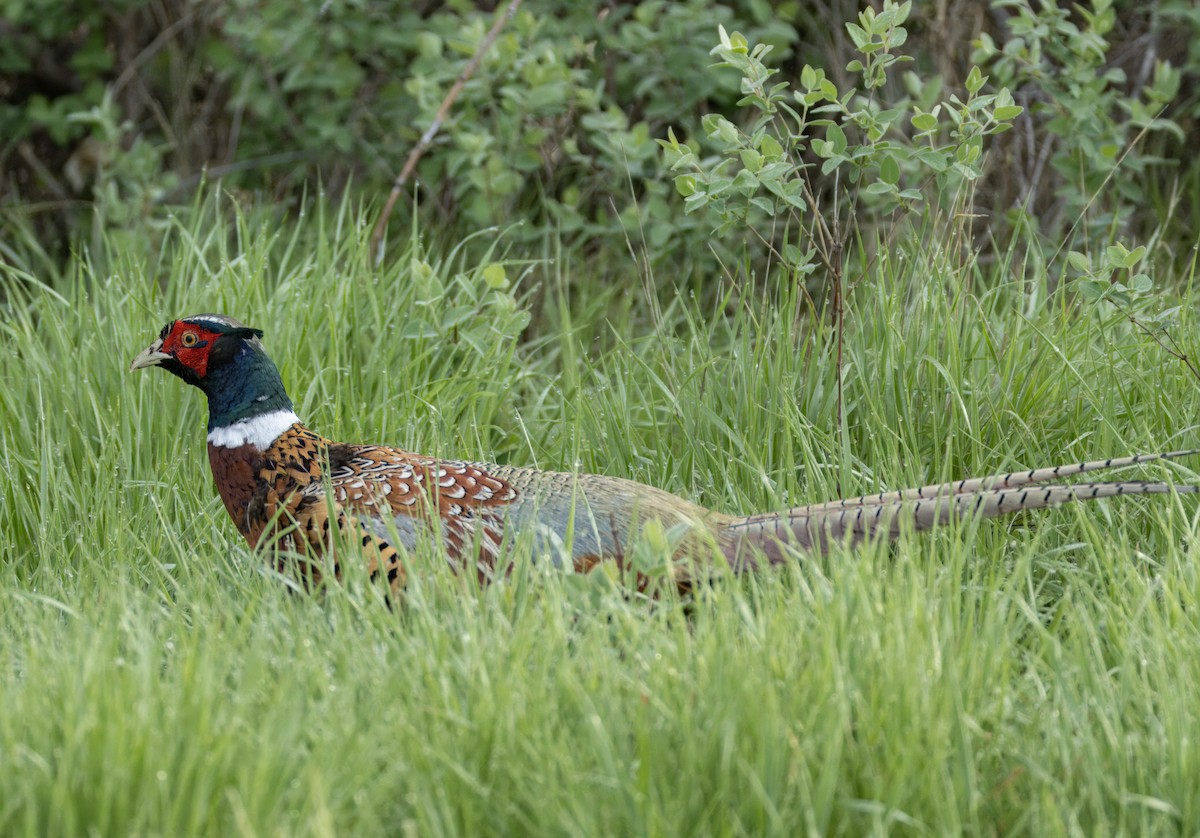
[{"left": 3, "top": 192, "right": 1200, "bottom": 835}]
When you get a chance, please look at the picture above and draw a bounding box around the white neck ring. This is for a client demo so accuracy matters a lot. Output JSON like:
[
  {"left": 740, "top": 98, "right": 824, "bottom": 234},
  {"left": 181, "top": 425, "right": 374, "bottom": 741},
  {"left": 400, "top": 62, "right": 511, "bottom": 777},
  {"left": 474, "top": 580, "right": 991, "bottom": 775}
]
[{"left": 207, "top": 409, "right": 300, "bottom": 450}]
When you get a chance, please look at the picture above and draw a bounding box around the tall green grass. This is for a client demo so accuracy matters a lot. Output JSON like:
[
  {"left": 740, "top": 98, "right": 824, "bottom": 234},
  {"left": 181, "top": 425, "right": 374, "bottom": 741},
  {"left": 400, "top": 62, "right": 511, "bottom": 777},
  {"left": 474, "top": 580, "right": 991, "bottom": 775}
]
[{"left": 2, "top": 193, "right": 1200, "bottom": 835}]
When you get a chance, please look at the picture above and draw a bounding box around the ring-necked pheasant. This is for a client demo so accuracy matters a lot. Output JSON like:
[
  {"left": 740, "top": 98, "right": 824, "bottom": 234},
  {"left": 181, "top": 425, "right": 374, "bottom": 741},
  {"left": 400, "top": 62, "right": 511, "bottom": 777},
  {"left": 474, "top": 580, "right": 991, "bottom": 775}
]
[{"left": 132, "top": 314, "right": 1199, "bottom": 595}]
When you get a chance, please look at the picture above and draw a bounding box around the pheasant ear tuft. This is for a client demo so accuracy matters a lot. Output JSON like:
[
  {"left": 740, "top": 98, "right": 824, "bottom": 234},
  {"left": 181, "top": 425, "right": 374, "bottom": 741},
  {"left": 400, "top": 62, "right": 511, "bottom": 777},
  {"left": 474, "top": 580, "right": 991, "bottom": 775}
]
[{"left": 206, "top": 326, "right": 267, "bottom": 370}]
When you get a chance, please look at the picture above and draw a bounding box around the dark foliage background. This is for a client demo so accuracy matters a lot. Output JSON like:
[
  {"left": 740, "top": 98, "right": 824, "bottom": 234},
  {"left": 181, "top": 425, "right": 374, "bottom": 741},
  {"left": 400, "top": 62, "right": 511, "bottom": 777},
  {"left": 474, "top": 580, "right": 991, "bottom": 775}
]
[{"left": 3, "top": 0, "right": 1199, "bottom": 281}]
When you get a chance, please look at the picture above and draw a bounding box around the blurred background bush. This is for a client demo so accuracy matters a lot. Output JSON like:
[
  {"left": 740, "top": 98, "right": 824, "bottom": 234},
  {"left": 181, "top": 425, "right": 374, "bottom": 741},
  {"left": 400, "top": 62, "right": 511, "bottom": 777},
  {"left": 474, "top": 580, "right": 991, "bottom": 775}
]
[{"left": 2, "top": 0, "right": 1199, "bottom": 285}]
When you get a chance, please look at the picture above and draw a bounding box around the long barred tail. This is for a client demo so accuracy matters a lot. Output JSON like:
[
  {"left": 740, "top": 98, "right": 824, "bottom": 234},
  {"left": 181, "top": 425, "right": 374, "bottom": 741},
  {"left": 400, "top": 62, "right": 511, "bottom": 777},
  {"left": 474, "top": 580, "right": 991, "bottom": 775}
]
[
  {"left": 795, "top": 449, "right": 1200, "bottom": 514},
  {"left": 721, "top": 450, "right": 1200, "bottom": 567}
]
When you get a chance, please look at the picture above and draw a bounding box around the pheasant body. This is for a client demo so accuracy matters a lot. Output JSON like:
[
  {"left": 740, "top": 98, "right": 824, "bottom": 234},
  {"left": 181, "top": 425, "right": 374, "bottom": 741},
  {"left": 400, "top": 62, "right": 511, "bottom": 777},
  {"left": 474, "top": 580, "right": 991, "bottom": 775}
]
[
  {"left": 206, "top": 417, "right": 728, "bottom": 588},
  {"left": 132, "top": 315, "right": 1200, "bottom": 595}
]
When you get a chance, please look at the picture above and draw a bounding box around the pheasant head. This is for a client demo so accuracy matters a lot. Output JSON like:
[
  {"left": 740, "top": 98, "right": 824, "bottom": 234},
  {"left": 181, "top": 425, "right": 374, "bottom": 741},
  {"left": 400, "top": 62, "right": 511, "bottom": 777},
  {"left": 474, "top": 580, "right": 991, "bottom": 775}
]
[{"left": 131, "top": 314, "right": 299, "bottom": 448}]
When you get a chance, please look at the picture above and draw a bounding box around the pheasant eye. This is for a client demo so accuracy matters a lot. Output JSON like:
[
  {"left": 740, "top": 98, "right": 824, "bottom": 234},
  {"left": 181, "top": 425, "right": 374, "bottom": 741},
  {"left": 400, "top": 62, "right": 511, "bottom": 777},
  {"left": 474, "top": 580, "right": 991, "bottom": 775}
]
[{"left": 180, "top": 331, "right": 199, "bottom": 347}]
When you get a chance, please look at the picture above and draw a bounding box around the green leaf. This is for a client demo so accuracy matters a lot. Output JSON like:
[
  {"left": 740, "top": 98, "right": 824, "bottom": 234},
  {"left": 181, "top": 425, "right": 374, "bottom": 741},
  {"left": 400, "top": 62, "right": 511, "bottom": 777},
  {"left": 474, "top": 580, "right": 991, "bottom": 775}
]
[
  {"left": 911, "top": 112, "right": 938, "bottom": 132},
  {"left": 827, "top": 123, "right": 847, "bottom": 155},
  {"left": 1066, "top": 251, "right": 1091, "bottom": 274},
  {"left": 731, "top": 168, "right": 759, "bottom": 195},
  {"left": 481, "top": 263, "right": 509, "bottom": 290},
  {"left": 846, "top": 23, "right": 868, "bottom": 49},
  {"left": 682, "top": 191, "right": 710, "bottom": 213},
  {"left": 674, "top": 175, "right": 697, "bottom": 197},
  {"left": 1077, "top": 279, "right": 1106, "bottom": 301},
  {"left": 965, "top": 66, "right": 986, "bottom": 94},
  {"left": 758, "top": 134, "right": 784, "bottom": 161},
  {"left": 750, "top": 197, "right": 776, "bottom": 215},
  {"left": 780, "top": 179, "right": 808, "bottom": 210},
  {"left": 879, "top": 154, "right": 900, "bottom": 184},
  {"left": 873, "top": 108, "right": 903, "bottom": 129},
  {"left": 702, "top": 114, "right": 740, "bottom": 146}
]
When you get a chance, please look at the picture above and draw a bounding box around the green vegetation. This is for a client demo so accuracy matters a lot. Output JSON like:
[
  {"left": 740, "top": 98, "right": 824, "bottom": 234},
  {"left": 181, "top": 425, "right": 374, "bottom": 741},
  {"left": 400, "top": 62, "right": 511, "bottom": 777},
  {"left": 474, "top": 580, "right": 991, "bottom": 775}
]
[
  {"left": 5, "top": 0, "right": 1200, "bottom": 274},
  {"left": 3, "top": 191, "right": 1200, "bottom": 834},
  {"left": 6, "top": 0, "right": 1200, "bottom": 834}
]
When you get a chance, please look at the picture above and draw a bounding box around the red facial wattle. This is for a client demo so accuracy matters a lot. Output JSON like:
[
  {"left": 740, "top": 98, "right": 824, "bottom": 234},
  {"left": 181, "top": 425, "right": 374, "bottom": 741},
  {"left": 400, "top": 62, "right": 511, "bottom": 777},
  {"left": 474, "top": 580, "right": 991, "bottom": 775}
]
[{"left": 163, "top": 321, "right": 222, "bottom": 378}]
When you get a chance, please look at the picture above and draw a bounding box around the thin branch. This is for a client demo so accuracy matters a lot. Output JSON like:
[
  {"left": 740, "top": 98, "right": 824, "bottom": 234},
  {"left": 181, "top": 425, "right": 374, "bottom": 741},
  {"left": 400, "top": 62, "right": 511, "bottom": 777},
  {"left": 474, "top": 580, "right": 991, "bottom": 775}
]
[
  {"left": 1128, "top": 316, "right": 1200, "bottom": 385},
  {"left": 16, "top": 142, "right": 68, "bottom": 200},
  {"left": 369, "top": 0, "right": 522, "bottom": 267},
  {"left": 111, "top": 8, "right": 198, "bottom": 99}
]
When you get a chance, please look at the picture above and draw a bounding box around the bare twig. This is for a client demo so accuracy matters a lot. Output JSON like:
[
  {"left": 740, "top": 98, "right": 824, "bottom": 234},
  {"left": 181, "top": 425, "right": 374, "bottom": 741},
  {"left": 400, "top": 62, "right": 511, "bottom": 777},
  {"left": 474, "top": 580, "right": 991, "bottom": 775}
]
[
  {"left": 1128, "top": 316, "right": 1200, "bottom": 385},
  {"left": 110, "top": 8, "right": 198, "bottom": 99},
  {"left": 16, "top": 142, "right": 68, "bottom": 200},
  {"left": 369, "top": 0, "right": 523, "bottom": 267}
]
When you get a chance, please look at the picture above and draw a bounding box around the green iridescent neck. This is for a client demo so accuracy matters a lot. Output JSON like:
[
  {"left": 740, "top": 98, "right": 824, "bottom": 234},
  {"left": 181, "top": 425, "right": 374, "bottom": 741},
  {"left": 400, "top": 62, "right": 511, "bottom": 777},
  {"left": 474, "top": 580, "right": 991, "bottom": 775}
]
[{"left": 202, "top": 340, "right": 293, "bottom": 432}]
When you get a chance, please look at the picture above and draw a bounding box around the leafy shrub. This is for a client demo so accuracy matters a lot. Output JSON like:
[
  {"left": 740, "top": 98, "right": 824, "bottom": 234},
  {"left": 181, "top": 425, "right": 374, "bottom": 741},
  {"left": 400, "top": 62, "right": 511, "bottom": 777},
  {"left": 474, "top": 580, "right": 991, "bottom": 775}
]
[
  {"left": 972, "top": 0, "right": 1185, "bottom": 249},
  {"left": 659, "top": 2, "right": 1024, "bottom": 298},
  {"left": 2, "top": 0, "right": 794, "bottom": 278},
  {"left": 2, "top": 0, "right": 1200, "bottom": 285}
]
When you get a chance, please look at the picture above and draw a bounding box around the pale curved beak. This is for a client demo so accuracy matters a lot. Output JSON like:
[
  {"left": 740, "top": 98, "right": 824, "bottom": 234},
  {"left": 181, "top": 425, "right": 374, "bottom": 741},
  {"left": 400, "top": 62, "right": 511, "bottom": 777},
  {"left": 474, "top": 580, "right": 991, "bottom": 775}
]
[{"left": 130, "top": 338, "right": 170, "bottom": 371}]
